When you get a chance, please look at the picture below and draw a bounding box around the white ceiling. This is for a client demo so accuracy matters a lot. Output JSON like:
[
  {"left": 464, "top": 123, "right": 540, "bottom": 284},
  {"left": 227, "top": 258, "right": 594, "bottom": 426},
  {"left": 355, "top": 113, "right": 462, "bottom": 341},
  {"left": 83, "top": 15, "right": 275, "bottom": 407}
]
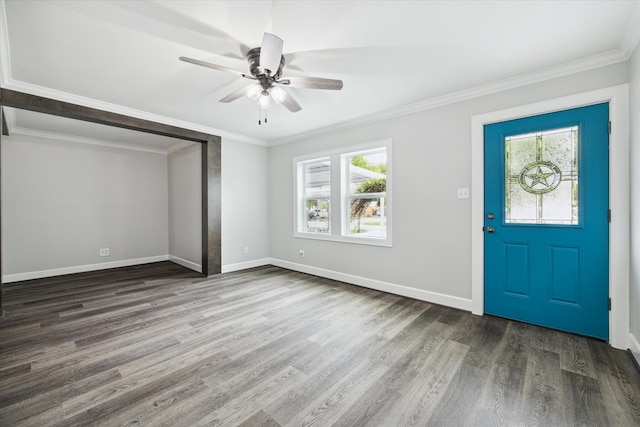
[{"left": 1, "top": 0, "right": 639, "bottom": 146}]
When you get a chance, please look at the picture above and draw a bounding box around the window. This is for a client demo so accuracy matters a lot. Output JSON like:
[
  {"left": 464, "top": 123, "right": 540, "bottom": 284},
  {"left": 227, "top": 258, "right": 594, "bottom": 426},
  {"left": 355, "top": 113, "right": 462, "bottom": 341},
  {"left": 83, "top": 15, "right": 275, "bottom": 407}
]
[
  {"left": 343, "top": 148, "right": 388, "bottom": 238},
  {"left": 295, "top": 140, "right": 391, "bottom": 246},
  {"left": 299, "top": 157, "right": 331, "bottom": 234}
]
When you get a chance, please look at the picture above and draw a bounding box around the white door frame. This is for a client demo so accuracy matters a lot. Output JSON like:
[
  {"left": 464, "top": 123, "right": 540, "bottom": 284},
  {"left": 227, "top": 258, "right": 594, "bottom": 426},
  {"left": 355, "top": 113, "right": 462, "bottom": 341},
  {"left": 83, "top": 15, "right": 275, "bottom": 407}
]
[{"left": 471, "top": 84, "right": 630, "bottom": 350}]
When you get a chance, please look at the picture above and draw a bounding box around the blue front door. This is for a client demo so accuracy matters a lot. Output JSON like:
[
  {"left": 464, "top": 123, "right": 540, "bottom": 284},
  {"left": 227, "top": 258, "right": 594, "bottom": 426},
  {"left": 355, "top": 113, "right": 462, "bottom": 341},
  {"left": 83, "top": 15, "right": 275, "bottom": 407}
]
[{"left": 484, "top": 103, "right": 609, "bottom": 339}]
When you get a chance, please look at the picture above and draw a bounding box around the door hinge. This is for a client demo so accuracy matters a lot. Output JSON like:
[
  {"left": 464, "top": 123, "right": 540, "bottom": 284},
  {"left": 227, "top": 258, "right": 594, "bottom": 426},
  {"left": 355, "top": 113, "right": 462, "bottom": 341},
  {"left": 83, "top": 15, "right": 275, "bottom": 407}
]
[
  {"left": 608, "top": 298, "right": 611, "bottom": 311},
  {"left": 608, "top": 209, "right": 611, "bottom": 223},
  {"left": 608, "top": 121, "right": 612, "bottom": 135}
]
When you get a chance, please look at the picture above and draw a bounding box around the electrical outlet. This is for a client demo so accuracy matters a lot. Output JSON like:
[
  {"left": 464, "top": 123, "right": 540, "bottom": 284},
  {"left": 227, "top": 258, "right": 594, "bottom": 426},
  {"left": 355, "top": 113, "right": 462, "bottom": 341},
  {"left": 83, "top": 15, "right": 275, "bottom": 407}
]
[
  {"left": 244, "top": 246, "right": 249, "bottom": 254},
  {"left": 99, "top": 248, "right": 110, "bottom": 257},
  {"left": 299, "top": 249, "right": 305, "bottom": 258}
]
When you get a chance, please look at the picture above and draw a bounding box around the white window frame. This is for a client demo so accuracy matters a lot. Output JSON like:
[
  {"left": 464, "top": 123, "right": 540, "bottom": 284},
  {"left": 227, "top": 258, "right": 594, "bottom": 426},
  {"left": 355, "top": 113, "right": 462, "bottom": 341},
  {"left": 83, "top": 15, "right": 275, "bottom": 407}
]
[
  {"left": 294, "top": 139, "right": 392, "bottom": 247},
  {"left": 297, "top": 156, "right": 332, "bottom": 235}
]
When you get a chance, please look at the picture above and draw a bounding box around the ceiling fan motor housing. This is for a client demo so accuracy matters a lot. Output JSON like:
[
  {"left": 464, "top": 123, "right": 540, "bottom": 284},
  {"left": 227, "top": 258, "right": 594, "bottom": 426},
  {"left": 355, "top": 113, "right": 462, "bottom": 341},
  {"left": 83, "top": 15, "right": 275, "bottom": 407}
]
[{"left": 247, "top": 47, "right": 285, "bottom": 80}]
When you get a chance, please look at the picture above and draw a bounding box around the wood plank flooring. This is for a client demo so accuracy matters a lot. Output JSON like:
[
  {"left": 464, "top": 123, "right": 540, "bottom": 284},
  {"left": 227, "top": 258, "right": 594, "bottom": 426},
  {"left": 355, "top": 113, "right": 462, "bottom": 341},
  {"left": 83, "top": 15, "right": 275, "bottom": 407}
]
[{"left": 1, "top": 262, "right": 639, "bottom": 426}]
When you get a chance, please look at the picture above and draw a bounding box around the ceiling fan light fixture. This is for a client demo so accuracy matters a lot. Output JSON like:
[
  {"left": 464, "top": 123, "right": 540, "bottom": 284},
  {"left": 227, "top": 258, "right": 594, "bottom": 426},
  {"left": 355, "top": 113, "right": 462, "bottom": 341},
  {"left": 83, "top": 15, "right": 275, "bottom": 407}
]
[
  {"left": 245, "top": 83, "right": 262, "bottom": 101},
  {"left": 270, "top": 86, "right": 287, "bottom": 104},
  {"left": 258, "top": 93, "right": 271, "bottom": 109}
]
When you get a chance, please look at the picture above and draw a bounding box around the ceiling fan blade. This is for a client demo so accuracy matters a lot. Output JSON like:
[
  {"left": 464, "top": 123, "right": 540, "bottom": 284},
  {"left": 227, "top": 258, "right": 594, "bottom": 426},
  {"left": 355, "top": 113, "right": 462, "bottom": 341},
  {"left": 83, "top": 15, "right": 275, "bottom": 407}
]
[
  {"left": 277, "top": 76, "right": 343, "bottom": 90},
  {"left": 259, "top": 33, "right": 284, "bottom": 76},
  {"left": 179, "top": 56, "right": 252, "bottom": 79},
  {"left": 281, "top": 93, "right": 302, "bottom": 113},
  {"left": 219, "top": 86, "right": 248, "bottom": 103}
]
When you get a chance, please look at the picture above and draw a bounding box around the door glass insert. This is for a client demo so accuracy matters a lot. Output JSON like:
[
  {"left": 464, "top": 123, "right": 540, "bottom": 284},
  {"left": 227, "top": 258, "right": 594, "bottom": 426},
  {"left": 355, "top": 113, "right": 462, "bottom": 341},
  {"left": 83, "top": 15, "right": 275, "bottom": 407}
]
[{"left": 505, "top": 126, "right": 578, "bottom": 224}]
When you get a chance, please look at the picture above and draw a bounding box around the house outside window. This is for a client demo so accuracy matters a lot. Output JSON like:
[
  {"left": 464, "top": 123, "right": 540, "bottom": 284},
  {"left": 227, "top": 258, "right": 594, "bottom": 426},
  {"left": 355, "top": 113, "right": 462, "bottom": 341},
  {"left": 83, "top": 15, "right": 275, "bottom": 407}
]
[
  {"left": 294, "top": 140, "right": 392, "bottom": 246},
  {"left": 299, "top": 157, "right": 331, "bottom": 234}
]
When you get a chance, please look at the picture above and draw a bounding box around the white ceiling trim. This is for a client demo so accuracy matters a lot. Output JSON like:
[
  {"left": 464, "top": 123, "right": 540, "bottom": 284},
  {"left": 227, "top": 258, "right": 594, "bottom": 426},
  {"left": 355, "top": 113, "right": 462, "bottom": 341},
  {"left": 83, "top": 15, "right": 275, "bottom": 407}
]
[
  {"left": 166, "top": 140, "right": 197, "bottom": 154},
  {"left": 6, "top": 111, "right": 197, "bottom": 154},
  {"left": 269, "top": 46, "right": 632, "bottom": 146},
  {"left": 621, "top": 1, "right": 640, "bottom": 56},
  {"left": 9, "top": 126, "right": 174, "bottom": 155},
  {"left": 0, "top": 0, "right": 11, "bottom": 87}
]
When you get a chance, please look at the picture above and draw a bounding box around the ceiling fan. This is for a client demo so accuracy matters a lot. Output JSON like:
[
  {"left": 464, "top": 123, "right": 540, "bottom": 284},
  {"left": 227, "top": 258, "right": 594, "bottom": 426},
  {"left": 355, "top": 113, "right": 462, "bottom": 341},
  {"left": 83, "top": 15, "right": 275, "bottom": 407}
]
[{"left": 179, "top": 33, "right": 343, "bottom": 119}]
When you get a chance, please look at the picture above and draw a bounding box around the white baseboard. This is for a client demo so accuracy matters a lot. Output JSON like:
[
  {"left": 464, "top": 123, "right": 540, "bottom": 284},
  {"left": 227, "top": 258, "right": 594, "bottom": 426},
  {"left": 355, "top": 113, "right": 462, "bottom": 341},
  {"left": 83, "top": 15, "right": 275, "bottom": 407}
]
[
  {"left": 630, "top": 333, "right": 640, "bottom": 365},
  {"left": 269, "top": 258, "right": 473, "bottom": 312},
  {"left": 1, "top": 255, "right": 170, "bottom": 283},
  {"left": 2, "top": 255, "right": 471, "bottom": 313},
  {"left": 222, "top": 258, "right": 271, "bottom": 274},
  {"left": 169, "top": 255, "right": 202, "bottom": 273},
  {"left": 1, "top": 255, "right": 273, "bottom": 283}
]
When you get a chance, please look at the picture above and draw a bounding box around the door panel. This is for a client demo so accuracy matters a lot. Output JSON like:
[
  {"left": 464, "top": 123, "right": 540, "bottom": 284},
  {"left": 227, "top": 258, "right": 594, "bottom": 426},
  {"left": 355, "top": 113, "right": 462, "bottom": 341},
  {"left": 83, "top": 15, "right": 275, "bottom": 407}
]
[
  {"left": 484, "top": 103, "right": 609, "bottom": 339},
  {"left": 549, "top": 245, "right": 580, "bottom": 304},
  {"left": 504, "top": 243, "right": 530, "bottom": 296}
]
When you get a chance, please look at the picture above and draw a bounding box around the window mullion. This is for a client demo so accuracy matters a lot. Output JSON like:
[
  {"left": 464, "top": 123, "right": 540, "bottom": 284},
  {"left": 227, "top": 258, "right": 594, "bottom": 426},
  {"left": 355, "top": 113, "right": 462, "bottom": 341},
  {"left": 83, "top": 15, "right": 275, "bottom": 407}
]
[
  {"left": 349, "top": 192, "right": 386, "bottom": 199},
  {"left": 329, "top": 153, "right": 341, "bottom": 236}
]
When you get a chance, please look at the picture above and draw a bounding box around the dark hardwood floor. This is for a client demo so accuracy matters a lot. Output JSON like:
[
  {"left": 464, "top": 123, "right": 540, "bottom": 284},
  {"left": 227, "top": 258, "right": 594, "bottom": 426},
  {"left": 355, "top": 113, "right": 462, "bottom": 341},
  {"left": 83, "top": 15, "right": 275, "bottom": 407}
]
[{"left": 1, "top": 262, "right": 639, "bottom": 426}]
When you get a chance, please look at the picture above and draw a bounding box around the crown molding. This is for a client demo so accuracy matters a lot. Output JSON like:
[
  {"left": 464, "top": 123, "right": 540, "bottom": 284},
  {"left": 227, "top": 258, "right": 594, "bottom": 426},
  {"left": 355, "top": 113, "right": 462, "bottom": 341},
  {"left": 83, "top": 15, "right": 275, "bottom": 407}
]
[
  {"left": 621, "top": 1, "right": 640, "bottom": 57},
  {"left": 166, "top": 139, "right": 197, "bottom": 154},
  {"left": 0, "top": 0, "right": 11, "bottom": 87},
  {"left": 269, "top": 47, "right": 631, "bottom": 146},
  {"left": 10, "top": 124, "right": 200, "bottom": 155},
  {"left": 9, "top": 126, "right": 178, "bottom": 154}
]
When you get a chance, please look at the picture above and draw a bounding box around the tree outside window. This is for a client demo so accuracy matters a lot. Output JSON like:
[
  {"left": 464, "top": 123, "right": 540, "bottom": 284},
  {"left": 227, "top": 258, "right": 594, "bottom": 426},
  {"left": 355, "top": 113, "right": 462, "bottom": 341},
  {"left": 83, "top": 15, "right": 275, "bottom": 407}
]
[{"left": 346, "top": 149, "right": 387, "bottom": 237}]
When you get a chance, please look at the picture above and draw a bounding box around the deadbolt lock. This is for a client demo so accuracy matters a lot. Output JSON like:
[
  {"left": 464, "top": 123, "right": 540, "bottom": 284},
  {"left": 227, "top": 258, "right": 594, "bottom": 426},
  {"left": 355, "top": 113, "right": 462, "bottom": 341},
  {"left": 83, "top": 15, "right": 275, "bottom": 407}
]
[{"left": 487, "top": 213, "right": 495, "bottom": 220}]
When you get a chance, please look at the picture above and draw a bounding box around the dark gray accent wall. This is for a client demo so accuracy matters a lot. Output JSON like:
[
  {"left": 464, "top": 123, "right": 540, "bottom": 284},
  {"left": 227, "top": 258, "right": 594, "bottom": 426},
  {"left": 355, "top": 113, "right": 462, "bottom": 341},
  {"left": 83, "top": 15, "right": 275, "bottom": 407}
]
[
  {"left": 0, "top": 89, "right": 222, "bottom": 313},
  {"left": 202, "top": 139, "right": 222, "bottom": 276},
  {"left": 0, "top": 105, "right": 3, "bottom": 313},
  {"left": 1, "top": 107, "right": 8, "bottom": 136},
  {"left": 0, "top": 89, "right": 212, "bottom": 142}
]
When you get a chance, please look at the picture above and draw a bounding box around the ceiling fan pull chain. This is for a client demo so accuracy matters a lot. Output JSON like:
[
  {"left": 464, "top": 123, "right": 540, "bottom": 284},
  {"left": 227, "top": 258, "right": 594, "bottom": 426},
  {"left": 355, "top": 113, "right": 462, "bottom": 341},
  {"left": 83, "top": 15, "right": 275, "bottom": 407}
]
[{"left": 258, "top": 105, "right": 261, "bottom": 125}]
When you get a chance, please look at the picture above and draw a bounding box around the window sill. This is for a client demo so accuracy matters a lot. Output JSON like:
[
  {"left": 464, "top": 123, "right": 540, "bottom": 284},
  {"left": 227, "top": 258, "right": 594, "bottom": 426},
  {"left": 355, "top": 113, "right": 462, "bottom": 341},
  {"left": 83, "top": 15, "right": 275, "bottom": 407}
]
[{"left": 294, "top": 231, "right": 392, "bottom": 247}]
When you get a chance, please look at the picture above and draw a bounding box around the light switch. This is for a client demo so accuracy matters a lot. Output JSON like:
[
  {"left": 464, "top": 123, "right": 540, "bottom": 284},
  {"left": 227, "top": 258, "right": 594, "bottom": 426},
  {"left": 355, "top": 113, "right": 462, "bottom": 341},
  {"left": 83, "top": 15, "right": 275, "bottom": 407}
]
[{"left": 457, "top": 188, "right": 470, "bottom": 199}]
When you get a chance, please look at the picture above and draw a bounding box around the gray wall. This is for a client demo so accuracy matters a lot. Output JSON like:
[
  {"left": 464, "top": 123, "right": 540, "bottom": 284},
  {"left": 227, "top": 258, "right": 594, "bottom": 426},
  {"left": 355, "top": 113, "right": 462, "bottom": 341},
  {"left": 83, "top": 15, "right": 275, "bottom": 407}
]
[
  {"left": 222, "top": 138, "right": 270, "bottom": 269},
  {"left": 2, "top": 134, "right": 272, "bottom": 279},
  {"left": 268, "top": 62, "right": 629, "bottom": 304},
  {"left": 168, "top": 143, "right": 201, "bottom": 271},
  {"left": 166, "top": 137, "right": 271, "bottom": 272},
  {"left": 2, "top": 133, "right": 169, "bottom": 278},
  {"left": 630, "top": 44, "right": 640, "bottom": 362},
  {"left": 1, "top": 58, "right": 635, "bottom": 353}
]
